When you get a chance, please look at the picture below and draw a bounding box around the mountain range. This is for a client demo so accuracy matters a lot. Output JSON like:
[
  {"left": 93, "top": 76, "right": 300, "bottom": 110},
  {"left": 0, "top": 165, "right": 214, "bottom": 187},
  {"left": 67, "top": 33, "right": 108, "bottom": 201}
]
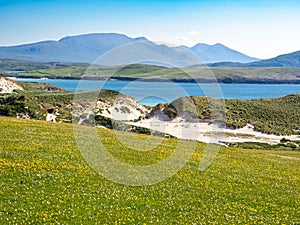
[
  {"left": 0, "top": 33, "right": 259, "bottom": 66},
  {"left": 1, "top": 33, "right": 300, "bottom": 68}
]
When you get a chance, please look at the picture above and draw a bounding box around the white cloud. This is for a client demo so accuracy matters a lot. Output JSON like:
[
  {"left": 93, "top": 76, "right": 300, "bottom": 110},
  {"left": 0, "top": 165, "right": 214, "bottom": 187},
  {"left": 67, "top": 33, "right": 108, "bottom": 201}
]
[{"left": 188, "top": 30, "right": 199, "bottom": 35}]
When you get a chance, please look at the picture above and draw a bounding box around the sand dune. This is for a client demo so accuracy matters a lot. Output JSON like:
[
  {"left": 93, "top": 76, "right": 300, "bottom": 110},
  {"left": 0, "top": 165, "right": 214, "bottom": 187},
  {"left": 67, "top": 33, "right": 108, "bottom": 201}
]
[
  {"left": 127, "top": 117, "right": 300, "bottom": 145},
  {"left": 0, "top": 76, "right": 23, "bottom": 93}
]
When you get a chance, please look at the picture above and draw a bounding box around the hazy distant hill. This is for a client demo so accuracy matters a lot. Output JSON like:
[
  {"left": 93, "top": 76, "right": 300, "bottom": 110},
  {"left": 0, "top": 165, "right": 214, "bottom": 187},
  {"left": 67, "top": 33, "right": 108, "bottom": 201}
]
[
  {"left": 210, "top": 50, "right": 300, "bottom": 68},
  {"left": 246, "top": 50, "right": 300, "bottom": 67},
  {"left": 0, "top": 33, "right": 259, "bottom": 66},
  {"left": 189, "top": 43, "right": 259, "bottom": 63}
]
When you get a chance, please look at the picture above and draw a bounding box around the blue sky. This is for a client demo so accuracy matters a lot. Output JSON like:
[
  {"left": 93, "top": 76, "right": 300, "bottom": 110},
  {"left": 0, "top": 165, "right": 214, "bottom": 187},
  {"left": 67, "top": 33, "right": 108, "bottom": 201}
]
[{"left": 1, "top": 0, "right": 300, "bottom": 58}]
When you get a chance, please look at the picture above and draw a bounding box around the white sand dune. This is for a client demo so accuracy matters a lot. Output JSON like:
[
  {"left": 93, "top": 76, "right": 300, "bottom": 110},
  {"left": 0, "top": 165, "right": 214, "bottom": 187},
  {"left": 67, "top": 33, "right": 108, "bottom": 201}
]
[
  {"left": 0, "top": 76, "right": 23, "bottom": 93},
  {"left": 99, "top": 96, "right": 149, "bottom": 121},
  {"left": 127, "top": 117, "right": 300, "bottom": 145}
]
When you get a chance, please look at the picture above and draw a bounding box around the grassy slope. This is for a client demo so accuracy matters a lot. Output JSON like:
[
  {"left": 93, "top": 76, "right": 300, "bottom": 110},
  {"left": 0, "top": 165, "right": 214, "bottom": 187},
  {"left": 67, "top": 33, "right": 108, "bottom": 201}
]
[
  {"left": 224, "top": 95, "right": 300, "bottom": 135},
  {"left": 0, "top": 117, "right": 299, "bottom": 224},
  {"left": 0, "top": 59, "right": 88, "bottom": 72},
  {"left": 3, "top": 63, "right": 300, "bottom": 82},
  {"left": 165, "top": 94, "right": 300, "bottom": 135}
]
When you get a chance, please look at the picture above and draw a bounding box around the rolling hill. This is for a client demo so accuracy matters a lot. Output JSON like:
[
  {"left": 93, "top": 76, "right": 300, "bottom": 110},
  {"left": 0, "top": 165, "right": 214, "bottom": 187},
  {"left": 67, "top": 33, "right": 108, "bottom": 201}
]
[
  {"left": 246, "top": 50, "right": 300, "bottom": 67},
  {"left": 210, "top": 50, "right": 300, "bottom": 68},
  {"left": 3, "top": 60, "right": 300, "bottom": 83}
]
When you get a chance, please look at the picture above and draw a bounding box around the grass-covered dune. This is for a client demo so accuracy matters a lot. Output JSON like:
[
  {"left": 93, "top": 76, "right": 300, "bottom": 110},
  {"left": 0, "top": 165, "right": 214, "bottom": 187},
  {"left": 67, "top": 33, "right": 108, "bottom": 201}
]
[
  {"left": 0, "top": 117, "right": 299, "bottom": 224},
  {"left": 165, "top": 94, "right": 300, "bottom": 135}
]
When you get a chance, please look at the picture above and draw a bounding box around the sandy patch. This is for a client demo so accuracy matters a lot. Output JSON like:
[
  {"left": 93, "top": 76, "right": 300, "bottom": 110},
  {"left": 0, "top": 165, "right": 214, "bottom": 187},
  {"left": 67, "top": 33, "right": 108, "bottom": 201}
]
[
  {"left": 0, "top": 76, "right": 23, "bottom": 93},
  {"left": 127, "top": 117, "right": 300, "bottom": 145}
]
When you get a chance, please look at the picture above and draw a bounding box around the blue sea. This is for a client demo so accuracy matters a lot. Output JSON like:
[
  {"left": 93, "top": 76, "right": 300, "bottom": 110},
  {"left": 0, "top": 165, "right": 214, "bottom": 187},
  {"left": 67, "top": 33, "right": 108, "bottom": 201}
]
[{"left": 13, "top": 78, "right": 300, "bottom": 106}]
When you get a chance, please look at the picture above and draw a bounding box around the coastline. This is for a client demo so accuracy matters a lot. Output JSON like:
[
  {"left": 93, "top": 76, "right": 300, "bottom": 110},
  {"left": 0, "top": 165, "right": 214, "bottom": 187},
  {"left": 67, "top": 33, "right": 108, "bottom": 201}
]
[{"left": 7, "top": 75, "right": 300, "bottom": 84}]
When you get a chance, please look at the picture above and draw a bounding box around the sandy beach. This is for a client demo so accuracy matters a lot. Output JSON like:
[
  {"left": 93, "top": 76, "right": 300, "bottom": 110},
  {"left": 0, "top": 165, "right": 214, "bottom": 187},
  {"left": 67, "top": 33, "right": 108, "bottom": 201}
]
[{"left": 127, "top": 117, "right": 300, "bottom": 145}]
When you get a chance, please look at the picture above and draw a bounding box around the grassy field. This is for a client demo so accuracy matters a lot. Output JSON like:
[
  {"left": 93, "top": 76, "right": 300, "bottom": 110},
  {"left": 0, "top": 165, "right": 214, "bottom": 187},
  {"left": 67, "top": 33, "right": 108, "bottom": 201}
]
[
  {"left": 0, "top": 59, "right": 88, "bottom": 72},
  {"left": 2, "top": 62, "right": 300, "bottom": 82},
  {"left": 0, "top": 116, "right": 299, "bottom": 224}
]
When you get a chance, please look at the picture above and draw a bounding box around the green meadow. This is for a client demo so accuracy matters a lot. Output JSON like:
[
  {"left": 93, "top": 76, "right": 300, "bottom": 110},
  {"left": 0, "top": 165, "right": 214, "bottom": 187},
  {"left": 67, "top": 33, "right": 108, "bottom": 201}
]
[
  {"left": 2, "top": 61, "right": 300, "bottom": 82},
  {"left": 0, "top": 117, "right": 299, "bottom": 224}
]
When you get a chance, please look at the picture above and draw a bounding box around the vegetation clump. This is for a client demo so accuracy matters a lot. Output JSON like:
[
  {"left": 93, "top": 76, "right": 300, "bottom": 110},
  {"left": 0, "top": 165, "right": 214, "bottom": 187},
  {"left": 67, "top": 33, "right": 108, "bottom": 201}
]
[{"left": 228, "top": 140, "right": 300, "bottom": 151}]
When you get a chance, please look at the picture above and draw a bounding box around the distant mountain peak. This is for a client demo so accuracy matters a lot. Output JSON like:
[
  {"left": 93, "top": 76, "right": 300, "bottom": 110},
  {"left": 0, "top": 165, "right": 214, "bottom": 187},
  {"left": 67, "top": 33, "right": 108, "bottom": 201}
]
[
  {"left": 134, "top": 37, "right": 148, "bottom": 42},
  {"left": 190, "top": 42, "right": 259, "bottom": 63},
  {"left": 59, "top": 32, "right": 132, "bottom": 41},
  {"left": 192, "top": 43, "right": 210, "bottom": 48},
  {"left": 213, "top": 43, "right": 224, "bottom": 46},
  {"left": 192, "top": 43, "right": 225, "bottom": 48}
]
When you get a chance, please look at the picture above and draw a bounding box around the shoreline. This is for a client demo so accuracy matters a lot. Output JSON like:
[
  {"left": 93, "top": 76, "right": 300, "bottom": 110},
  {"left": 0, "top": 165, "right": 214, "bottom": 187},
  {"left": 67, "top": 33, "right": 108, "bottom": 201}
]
[{"left": 7, "top": 75, "right": 300, "bottom": 84}]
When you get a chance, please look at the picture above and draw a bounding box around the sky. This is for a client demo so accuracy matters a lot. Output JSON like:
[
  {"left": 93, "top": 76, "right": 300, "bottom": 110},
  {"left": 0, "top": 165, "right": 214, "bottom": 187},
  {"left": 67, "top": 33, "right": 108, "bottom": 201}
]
[{"left": 1, "top": 0, "right": 300, "bottom": 59}]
